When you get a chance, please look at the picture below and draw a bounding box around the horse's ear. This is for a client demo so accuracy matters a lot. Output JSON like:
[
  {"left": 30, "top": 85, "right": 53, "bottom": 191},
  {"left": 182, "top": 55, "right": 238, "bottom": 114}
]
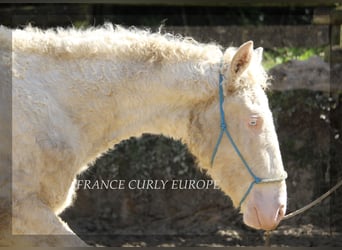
[
  {"left": 254, "top": 47, "right": 263, "bottom": 64},
  {"left": 224, "top": 41, "right": 253, "bottom": 94}
]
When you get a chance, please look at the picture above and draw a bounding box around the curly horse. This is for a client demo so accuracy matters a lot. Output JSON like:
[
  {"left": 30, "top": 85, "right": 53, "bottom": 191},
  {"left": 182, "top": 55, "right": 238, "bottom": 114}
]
[{"left": 0, "top": 24, "right": 287, "bottom": 246}]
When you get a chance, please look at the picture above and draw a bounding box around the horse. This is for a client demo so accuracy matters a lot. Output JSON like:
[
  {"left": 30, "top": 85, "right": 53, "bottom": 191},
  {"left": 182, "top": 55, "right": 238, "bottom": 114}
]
[{"left": 0, "top": 24, "right": 287, "bottom": 246}]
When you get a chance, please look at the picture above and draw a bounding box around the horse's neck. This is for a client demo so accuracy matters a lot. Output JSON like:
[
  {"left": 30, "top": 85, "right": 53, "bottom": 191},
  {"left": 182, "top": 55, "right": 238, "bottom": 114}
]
[{"left": 58, "top": 58, "right": 218, "bottom": 160}]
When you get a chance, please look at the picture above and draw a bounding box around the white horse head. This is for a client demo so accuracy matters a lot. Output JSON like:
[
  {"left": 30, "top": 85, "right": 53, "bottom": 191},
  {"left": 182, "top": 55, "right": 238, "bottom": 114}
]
[{"left": 189, "top": 41, "right": 287, "bottom": 230}]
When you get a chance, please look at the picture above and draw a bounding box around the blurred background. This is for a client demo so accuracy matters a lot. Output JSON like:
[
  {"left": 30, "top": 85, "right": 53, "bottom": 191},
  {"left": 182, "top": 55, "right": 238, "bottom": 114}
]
[{"left": 1, "top": 1, "right": 341, "bottom": 246}]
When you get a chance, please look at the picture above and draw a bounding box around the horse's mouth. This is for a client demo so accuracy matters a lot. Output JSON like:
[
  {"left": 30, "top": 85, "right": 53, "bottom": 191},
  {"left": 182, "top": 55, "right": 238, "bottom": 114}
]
[
  {"left": 254, "top": 207, "right": 263, "bottom": 229},
  {"left": 253, "top": 206, "right": 279, "bottom": 231}
]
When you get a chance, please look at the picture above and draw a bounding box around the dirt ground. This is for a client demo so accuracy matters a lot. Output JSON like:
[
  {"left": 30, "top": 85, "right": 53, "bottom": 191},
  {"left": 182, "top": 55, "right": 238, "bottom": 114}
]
[{"left": 75, "top": 223, "right": 341, "bottom": 247}]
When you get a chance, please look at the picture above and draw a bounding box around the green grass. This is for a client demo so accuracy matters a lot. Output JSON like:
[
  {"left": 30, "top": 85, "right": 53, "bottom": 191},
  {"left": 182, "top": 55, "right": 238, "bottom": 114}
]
[{"left": 262, "top": 47, "right": 326, "bottom": 70}]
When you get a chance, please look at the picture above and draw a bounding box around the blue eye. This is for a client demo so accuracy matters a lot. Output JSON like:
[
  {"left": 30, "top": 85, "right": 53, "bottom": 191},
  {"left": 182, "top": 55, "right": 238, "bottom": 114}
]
[
  {"left": 249, "top": 120, "right": 257, "bottom": 126},
  {"left": 249, "top": 115, "right": 258, "bottom": 126}
]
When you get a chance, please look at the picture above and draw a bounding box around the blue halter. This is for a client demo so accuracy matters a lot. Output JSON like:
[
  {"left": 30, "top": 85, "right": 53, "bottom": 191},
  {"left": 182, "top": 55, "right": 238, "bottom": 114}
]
[{"left": 210, "top": 72, "right": 288, "bottom": 209}]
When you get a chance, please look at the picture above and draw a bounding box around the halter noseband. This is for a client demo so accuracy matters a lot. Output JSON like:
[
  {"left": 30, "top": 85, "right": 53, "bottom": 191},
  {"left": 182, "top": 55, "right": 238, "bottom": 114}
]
[{"left": 210, "top": 71, "right": 288, "bottom": 209}]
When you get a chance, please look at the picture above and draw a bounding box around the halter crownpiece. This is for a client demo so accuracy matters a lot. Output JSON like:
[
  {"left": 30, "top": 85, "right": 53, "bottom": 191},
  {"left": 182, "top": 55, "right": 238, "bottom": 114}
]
[{"left": 210, "top": 70, "right": 288, "bottom": 209}]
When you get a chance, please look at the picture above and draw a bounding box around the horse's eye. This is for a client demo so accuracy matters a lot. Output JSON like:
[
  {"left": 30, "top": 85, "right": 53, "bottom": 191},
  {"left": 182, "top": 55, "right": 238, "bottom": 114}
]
[
  {"left": 249, "top": 119, "right": 257, "bottom": 126},
  {"left": 249, "top": 115, "right": 259, "bottom": 127}
]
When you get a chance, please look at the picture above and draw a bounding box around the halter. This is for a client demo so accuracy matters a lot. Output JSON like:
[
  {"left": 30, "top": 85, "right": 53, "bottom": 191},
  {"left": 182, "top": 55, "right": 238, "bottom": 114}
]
[{"left": 210, "top": 71, "right": 288, "bottom": 209}]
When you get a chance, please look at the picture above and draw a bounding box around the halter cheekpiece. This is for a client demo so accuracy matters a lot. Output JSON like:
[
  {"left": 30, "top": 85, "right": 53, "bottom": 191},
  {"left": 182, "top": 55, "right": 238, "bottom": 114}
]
[{"left": 210, "top": 69, "right": 288, "bottom": 209}]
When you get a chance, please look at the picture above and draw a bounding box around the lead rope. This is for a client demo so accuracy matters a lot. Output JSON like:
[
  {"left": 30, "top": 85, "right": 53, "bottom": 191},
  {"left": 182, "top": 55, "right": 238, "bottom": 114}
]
[{"left": 264, "top": 179, "right": 342, "bottom": 246}]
